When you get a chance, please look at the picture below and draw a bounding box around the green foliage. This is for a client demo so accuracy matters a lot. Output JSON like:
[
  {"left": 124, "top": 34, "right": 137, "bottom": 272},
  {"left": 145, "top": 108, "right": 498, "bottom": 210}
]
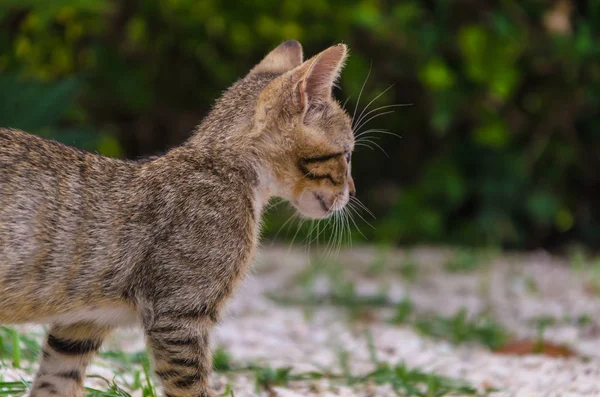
[
  {"left": 358, "top": 362, "right": 482, "bottom": 396},
  {"left": 414, "top": 309, "right": 509, "bottom": 351},
  {"left": 254, "top": 365, "right": 293, "bottom": 391},
  {"left": 0, "top": 327, "right": 40, "bottom": 366},
  {"left": 1, "top": 1, "right": 599, "bottom": 248},
  {"left": 213, "top": 345, "right": 233, "bottom": 371},
  {"left": 387, "top": 300, "right": 509, "bottom": 351},
  {"left": 0, "top": 74, "right": 79, "bottom": 131},
  {"left": 391, "top": 298, "right": 414, "bottom": 324}
]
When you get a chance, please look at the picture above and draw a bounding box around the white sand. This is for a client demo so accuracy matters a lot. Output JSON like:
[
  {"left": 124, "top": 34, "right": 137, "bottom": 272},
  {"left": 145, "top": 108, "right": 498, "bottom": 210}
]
[{"left": 2, "top": 246, "right": 600, "bottom": 396}]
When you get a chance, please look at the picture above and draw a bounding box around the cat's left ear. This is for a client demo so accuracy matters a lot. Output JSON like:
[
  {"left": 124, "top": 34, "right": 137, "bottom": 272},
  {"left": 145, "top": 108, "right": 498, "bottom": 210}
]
[
  {"left": 250, "top": 40, "right": 304, "bottom": 75},
  {"left": 293, "top": 44, "right": 348, "bottom": 110}
]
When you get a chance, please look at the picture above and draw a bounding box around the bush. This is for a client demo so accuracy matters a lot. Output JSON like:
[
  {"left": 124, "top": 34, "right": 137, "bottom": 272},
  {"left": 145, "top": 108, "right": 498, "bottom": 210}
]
[{"left": 1, "top": 0, "right": 599, "bottom": 249}]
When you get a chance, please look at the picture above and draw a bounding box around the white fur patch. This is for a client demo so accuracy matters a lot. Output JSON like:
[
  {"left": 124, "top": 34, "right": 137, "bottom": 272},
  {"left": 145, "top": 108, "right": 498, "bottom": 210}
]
[{"left": 40, "top": 306, "right": 139, "bottom": 328}]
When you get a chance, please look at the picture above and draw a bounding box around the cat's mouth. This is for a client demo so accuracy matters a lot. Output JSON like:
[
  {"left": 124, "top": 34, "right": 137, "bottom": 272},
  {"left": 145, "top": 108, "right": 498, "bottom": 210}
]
[
  {"left": 314, "top": 193, "right": 330, "bottom": 213},
  {"left": 292, "top": 191, "right": 347, "bottom": 219}
]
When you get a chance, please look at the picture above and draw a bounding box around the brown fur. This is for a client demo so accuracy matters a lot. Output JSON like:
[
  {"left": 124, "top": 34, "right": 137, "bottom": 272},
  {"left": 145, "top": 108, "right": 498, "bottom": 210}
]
[{"left": 0, "top": 40, "right": 354, "bottom": 397}]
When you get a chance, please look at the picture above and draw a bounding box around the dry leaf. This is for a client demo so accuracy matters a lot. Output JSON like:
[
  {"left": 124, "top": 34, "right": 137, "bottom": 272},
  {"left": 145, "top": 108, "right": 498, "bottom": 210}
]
[{"left": 495, "top": 340, "right": 575, "bottom": 357}]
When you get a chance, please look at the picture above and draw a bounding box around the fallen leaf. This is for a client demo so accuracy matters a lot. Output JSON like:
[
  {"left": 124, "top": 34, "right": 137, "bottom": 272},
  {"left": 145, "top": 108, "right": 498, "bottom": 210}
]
[{"left": 495, "top": 340, "right": 575, "bottom": 357}]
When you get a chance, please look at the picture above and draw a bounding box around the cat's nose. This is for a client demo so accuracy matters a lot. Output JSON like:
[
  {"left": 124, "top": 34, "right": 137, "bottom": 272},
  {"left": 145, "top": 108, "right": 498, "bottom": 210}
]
[{"left": 348, "top": 177, "right": 356, "bottom": 197}]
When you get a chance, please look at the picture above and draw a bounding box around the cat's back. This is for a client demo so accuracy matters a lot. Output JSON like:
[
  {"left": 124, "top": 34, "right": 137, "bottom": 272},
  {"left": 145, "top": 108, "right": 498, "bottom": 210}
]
[
  {"left": 0, "top": 128, "right": 132, "bottom": 215},
  {"left": 1, "top": 127, "right": 100, "bottom": 188},
  {"left": 0, "top": 129, "right": 138, "bottom": 319},
  {"left": 1, "top": 128, "right": 88, "bottom": 231}
]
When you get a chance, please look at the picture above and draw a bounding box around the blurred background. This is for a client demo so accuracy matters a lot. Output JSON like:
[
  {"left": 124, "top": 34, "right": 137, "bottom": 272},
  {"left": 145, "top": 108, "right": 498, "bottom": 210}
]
[
  {"left": 2, "top": 3, "right": 600, "bottom": 394},
  {"left": 1, "top": 0, "right": 599, "bottom": 251}
]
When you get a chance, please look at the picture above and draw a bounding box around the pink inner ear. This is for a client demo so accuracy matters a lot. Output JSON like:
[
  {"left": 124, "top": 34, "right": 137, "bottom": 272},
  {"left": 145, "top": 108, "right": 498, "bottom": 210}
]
[{"left": 302, "top": 45, "right": 347, "bottom": 103}]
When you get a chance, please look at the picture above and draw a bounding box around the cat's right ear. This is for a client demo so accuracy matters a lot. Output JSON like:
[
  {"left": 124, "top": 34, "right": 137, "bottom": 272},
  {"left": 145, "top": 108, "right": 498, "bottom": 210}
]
[
  {"left": 250, "top": 40, "right": 303, "bottom": 75},
  {"left": 290, "top": 44, "right": 348, "bottom": 111}
]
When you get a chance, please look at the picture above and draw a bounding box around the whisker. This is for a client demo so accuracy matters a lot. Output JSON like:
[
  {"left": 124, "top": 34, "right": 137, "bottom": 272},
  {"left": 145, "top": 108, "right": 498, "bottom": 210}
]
[
  {"left": 339, "top": 209, "right": 346, "bottom": 250},
  {"left": 288, "top": 216, "right": 307, "bottom": 254},
  {"left": 354, "top": 103, "right": 412, "bottom": 133},
  {"left": 355, "top": 129, "right": 401, "bottom": 140},
  {"left": 346, "top": 203, "right": 367, "bottom": 239},
  {"left": 343, "top": 208, "right": 352, "bottom": 249},
  {"left": 342, "top": 96, "right": 352, "bottom": 111},
  {"left": 353, "top": 84, "right": 395, "bottom": 129},
  {"left": 304, "top": 219, "right": 315, "bottom": 246},
  {"left": 356, "top": 139, "right": 388, "bottom": 157},
  {"left": 324, "top": 214, "right": 336, "bottom": 259},
  {"left": 336, "top": 210, "right": 345, "bottom": 257},
  {"left": 351, "top": 196, "right": 376, "bottom": 219},
  {"left": 356, "top": 137, "right": 381, "bottom": 143},
  {"left": 304, "top": 220, "right": 313, "bottom": 256},
  {"left": 307, "top": 217, "right": 329, "bottom": 245},
  {"left": 323, "top": 199, "right": 338, "bottom": 259},
  {"left": 337, "top": 209, "right": 345, "bottom": 255},
  {"left": 354, "top": 110, "right": 396, "bottom": 135},
  {"left": 347, "top": 203, "right": 376, "bottom": 229},
  {"left": 272, "top": 211, "right": 299, "bottom": 243},
  {"left": 351, "top": 61, "right": 372, "bottom": 127},
  {"left": 265, "top": 198, "right": 286, "bottom": 211},
  {"left": 355, "top": 142, "right": 376, "bottom": 151}
]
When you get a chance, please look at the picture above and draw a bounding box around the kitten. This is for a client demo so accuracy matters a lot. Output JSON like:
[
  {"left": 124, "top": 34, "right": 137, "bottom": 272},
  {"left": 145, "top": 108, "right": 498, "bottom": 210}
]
[{"left": 0, "top": 40, "right": 355, "bottom": 397}]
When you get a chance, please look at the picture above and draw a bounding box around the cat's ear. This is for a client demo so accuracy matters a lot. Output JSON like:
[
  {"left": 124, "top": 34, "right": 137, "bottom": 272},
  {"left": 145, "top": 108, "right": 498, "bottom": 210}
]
[
  {"left": 250, "top": 40, "right": 303, "bottom": 75},
  {"left": 293, "top": 44, "right": 348, "bottom": 109}
]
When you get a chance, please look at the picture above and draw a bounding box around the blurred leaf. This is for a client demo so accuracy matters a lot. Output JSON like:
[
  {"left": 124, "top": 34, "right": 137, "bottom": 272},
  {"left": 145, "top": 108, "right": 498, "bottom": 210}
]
[
  {"left": 419, "top": 59, "right": 455, "bottom": 91},
  {"left": 458, "top": 25, "right": 488, "bottom": 82},
  {"left": 0, "top": 0, "right": 598, "bottom": 249},
  {"left": 473, "top": 120, "right": 510, "bottom": 148},
  {"left": 0, "top": 74, "right": 80, "bottom": 131},
  {"left": 352, "top": 1, "right": 381, "bottom": 29},
  {"left": 97, "top": 135, "right": 123, "bottom": 158},
  {"left": 526, "top": 193, "right": 559, "bottom": 225},
  {"left": 556, "top": 208, "right": 574, "bottom": 232},
  {"left": 0, "top": 0, "right": 109, "bottom": 14}
]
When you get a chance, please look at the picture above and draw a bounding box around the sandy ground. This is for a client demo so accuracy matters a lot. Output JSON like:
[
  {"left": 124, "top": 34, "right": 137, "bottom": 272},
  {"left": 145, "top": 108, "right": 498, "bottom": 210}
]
[{"left": 2, "top": 246, "right": 600, "bottom": 396}]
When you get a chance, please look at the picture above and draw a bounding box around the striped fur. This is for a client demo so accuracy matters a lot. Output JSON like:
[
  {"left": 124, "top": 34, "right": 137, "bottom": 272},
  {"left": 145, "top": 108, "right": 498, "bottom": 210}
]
[{"left": 0, "top": 40, "right": 354, "bottom": 397}]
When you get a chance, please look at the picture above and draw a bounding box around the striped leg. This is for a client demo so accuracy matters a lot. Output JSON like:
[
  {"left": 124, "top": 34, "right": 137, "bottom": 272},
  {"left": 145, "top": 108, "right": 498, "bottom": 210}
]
[
  {"left": 30, "top": 323, "right": 111, "bottom": 397},
  {"left": 145, "top": 315, "right": 214, "bottom": 397}
]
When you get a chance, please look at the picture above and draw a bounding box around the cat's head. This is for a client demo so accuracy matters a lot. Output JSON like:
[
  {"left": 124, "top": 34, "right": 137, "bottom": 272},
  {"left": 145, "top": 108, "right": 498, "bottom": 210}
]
[{"left": 249, "top": 41, "right": 355, "bottom": 219}]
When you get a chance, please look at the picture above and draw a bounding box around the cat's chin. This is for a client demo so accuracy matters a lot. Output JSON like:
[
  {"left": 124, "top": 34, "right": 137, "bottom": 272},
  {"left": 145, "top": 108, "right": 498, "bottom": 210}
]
[
  {"left": 291, "top": 193, "right": 341, "bottom": 220},
  {"left": 294, "top": 207, "right": 333, "bottom": 220}
]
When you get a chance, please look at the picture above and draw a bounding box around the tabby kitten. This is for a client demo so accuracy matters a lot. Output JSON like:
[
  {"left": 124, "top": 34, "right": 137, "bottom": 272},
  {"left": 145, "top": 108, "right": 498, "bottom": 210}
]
[{"left": 0, "top": 40, "right": 355, "bottom": 397}]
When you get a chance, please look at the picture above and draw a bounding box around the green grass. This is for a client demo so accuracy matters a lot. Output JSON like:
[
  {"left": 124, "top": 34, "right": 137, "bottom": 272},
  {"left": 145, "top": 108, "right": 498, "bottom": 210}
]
[
  {"left": 249, "top": 361, "right": 486, "bottom": 396},
  {"left": 391, "top": 298, "right": 415, "bottom": 324},
  {"left": 0, "top": 379, "right": 133, "bottom": 397},
  {"left": 0, "top": 332, "right": 486, "bottom": 397},
  {"left": 444, "top": 250, "right": 482, "bottom": 273},
  {"left": 273, "top": 260, "right": 510, "bottom": 351},
  {"left": 213, "top": 345, "right": 233, "bottom": 371},
  {"left": 341, "top": 331, "right": 488, "bottom": 396},
  {"left": 398, "top": 259, "right": 420, "bottom": 281},
  {"left": 389, "top": 300, "right": 508, "bottom": 350},
  {"left": 414, "top": 309, "right": 509, "bottom": 350},
  {"left": 570, "top": 248, "right": 600, "bottom": 296},
  {"left": 274, "top": 258, "right": 392, "bottom": 318},
  {"left": 274, "top": 286, "right": 509, "bottom": 350},
  {"left": 0, "top": 327, "right": 41, "bottom": 366},
  {"left": 0, "top": 381, "right": 29, "bottom": 396}
]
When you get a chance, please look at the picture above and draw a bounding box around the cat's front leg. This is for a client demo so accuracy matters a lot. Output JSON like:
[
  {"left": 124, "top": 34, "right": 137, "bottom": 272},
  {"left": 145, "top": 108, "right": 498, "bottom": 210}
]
[
  {"left": 143, "top": 312, "right": 215, "bottom": 397},
  {"left": 30, "top": 322, "right": 112, "bottom": 397}
]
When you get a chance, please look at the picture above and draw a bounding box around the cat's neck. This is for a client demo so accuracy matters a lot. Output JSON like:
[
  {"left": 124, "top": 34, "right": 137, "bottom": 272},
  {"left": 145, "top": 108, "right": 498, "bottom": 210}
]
[
  {"left": 179, "top": 122, "right": 277, "bottom": 217},
  {"left": 180, "top": 74, "right": 280, "bottom": 214}
]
